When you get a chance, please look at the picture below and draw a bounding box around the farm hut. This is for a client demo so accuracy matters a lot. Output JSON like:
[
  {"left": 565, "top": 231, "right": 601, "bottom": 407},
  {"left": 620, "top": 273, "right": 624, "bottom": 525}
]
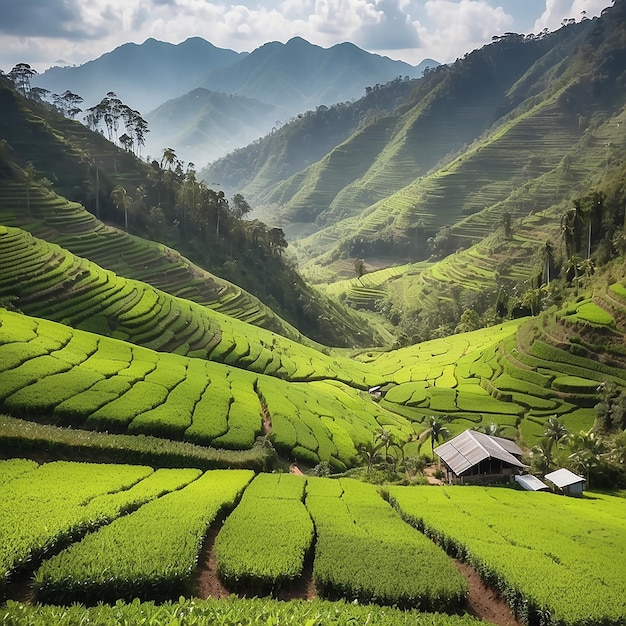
[
  {"left": 434, "top": 429, "right": 526, "bottom": 485},
  {"left": 514, "top": 474, "right": 549, "bottom": 491},
  {"left": 544, "top": 468, "right": 586, "bottom": 496}
]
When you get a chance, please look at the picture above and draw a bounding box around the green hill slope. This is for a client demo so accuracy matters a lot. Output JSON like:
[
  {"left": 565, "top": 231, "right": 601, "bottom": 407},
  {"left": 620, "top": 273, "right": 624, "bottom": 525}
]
[
  {"left": 0, "top": 76, "right": 380, "bottom": 347},
  {"left": 258, "top": 27, "right": 586, "bottom": 234},
  {"left": 0, "top": 179, "right": 310, "bottom": 342}
]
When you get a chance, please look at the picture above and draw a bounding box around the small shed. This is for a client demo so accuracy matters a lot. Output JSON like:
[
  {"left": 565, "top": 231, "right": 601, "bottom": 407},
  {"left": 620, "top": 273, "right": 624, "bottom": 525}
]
[
  {"left": 544, "top": 468, "right": 585, "bottom": 496},
  {"left": 434, "top": 429, "right": 526, "bottom": 485},
  {"left": 515, "top": 474, "right": 549, "bottom": 491}
]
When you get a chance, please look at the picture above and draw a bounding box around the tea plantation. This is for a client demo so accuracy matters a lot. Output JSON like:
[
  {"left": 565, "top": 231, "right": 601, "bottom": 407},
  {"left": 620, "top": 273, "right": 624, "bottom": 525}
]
[{"left": 1, "top": 460, "right": 624, "bottom": 626}]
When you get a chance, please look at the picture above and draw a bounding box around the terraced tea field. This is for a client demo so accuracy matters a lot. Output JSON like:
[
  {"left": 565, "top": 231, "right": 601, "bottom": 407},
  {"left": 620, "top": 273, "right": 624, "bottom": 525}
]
[
  {"left": 1, "top": 460, "right": 623, "bottom": 626},
  {"left": 2, "top": 263, "right": 624, "bottom": 463},
  {"left": 0, "top": 308, "right": 414, "bottom": 469},
  {"left": 389, "top": 485, "right": 626, "bottom": 626},
  {"left": 0, "top": 226, "right": 376, "bottom": 387},
  {"left": 0, "top": 182, "right": 306, "bottom": 341}
]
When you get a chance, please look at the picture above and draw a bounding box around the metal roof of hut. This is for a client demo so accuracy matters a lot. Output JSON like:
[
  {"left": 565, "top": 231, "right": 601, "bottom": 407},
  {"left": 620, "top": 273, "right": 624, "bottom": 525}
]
[
  {"left": 544, "top": 468, "right": 585, "bottom": 489},
  {"left": 515, "top": 474, "right": 549, "bottom": 491},
  {"left": 434, "top": 429, "right": 525, "bottom": 476}
]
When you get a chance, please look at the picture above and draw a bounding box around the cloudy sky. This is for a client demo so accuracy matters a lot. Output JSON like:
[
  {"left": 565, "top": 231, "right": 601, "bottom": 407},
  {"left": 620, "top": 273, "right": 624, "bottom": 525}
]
[{"left": 0, "top": 0, "right": 613, "bottom": 73}]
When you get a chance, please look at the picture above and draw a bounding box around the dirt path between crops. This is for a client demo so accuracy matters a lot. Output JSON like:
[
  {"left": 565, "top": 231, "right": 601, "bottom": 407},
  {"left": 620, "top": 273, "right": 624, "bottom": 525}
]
[
  {"left": 8, "top": 531, "right": 520, "bottom": 626},
  {"left": 454, "top": 559, "right": 524, "bottom": 626},
  {"left": 194, "top": 524, "right": 317, "bottom": 602},
  {"left": 194, "top": 521, "right": 520, "bottom": 626},
  {"left": 194, "top": 524, "right": 232, "bottom": 599}
]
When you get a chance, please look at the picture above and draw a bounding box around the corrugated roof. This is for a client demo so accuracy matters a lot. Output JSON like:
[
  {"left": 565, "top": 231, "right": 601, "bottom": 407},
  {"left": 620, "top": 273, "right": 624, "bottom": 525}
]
[
  {"left": 434, "top": 429, "right": 525, "bottom": 476},
  {"left": 544, "top": 468, "right": 585, "bottom": 488},
  {"left": 515, "top": 474, "right": 549, "bottom": 491}
]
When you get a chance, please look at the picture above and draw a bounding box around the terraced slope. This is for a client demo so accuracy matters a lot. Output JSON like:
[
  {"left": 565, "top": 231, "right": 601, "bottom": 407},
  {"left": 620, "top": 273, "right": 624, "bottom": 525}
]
[
  {"left": 0, "top": 76, "right": 148, "bottom": 203},
  {"left": 260, "top": 115, "right": 398, "bottom": 225},
  {"left": 3, "top": 274, "right": 622, "bottom": 468},
  {"left": 0, "top": 226, "right": 378, "bottom": 389},
  {"left": 0, "top": 181, "right": 308, "bottom": 342},
  {"left": 243, "top": 25, "right": 587, "bottom": 237},
  {"left": 297, "top": 81, "right": 626, "bottom": 279},
  {"left": 0, "top": 309, "right": 410, "bottom": 470},
  {"left": 365, "top": 274, "right": 626, "bottom": 447}
]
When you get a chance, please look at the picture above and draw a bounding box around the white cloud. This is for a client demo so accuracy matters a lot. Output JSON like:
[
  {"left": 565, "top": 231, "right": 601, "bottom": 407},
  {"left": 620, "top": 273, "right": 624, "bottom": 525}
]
[
  {"left": 417, "top": 0, "right": 514, "bottom": 62},
  {"left": 534, "top": 0, "right": 611, "bottom": 32},
  {"left": 0, "top": 0, "right": 614, "bottom": 73}
]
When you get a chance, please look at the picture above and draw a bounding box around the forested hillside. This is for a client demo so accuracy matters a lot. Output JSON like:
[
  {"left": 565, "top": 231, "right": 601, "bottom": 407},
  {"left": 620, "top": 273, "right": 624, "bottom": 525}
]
[
  {"left": 0, "top": 76, "right": 379, "bottom": 348},
  {"left": 200, "top": 2, "right": 626, "bottom": 349}
]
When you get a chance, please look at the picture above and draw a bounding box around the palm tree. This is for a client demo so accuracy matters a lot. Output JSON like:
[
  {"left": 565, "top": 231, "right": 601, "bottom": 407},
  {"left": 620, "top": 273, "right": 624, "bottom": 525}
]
[
  {"left": 561, "top": 201, "right": 586, "bottom": 258},
  {"left": 565, "top": 255, "right": 584, "bottom": 297},
  {"left": 418, "top": 416, "right": 450, "bottom": 460},
  {"left": 358, "top": 438, "right": 384, "bottom": 476},
  {"left": 531, "top": 438, "right": 553, "bottom": 475},
  {"left": 568, "top": 430, "right": 604, "bottom": 488},
  {"left": 160, "top": 147, "right": 178, "bottom": 170},
  {"left": 354, "top": 258, "right": 366, "bottom": 284},
  {"left": 586, "top": 191, "right": 605, "bottom": 259},
  {"left": 540, "top": 240, "right": 555, "bottom": 286},
  {"left": 544, "top": 415, "right": 569, "bottom": 454},
  {"left": 110, "top": 185, "right": 132, "bottom": 231}
]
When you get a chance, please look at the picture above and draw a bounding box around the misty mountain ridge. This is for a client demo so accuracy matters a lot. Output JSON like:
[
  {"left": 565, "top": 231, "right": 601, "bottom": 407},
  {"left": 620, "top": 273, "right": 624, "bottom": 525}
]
[
  {"left": 33, "top": 36, "right": 437, "bottom": 165},
  {"left": 201, "top": 5, "right": 626, "bottom": 282},
  {"left": 35, "top": 37, "right": 245, "bottom": 113},
  {"left": 145, "top": 88, "right": 278, "bottom": 165},
  {"left": 199, "top": 36, "right": 435, "bottom": 111}
]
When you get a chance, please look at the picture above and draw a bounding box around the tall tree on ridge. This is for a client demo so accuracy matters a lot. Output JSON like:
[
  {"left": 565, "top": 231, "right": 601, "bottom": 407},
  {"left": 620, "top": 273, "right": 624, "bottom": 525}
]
[{"left": 418, "top": 416, "right": 450, "bottom": 460}]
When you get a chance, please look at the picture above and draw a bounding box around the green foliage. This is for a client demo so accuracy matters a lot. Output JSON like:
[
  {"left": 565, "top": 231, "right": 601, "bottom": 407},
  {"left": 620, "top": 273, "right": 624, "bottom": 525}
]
[
  {"left": 0, "top": 458, "right": 38, "bottom": 486},
  {"left": 306, "top": 478, "right": 467, "bottom": 611},
  {"left": 0, "top": 461, "right": 154, "bottom": 591},
  {"left": 0, "top": 597, "right": 485, "bottom": 626},
  {"left": 33, "top": 469, "right": 253, "bottom": 603},
  {"left": 0, "top": 414, "right": 270, "bottom": 472},
  {"left": 215, "top": 473, "right": 313, "bottom": 594},
  {"left": 390, "top": 486, "right": 626, "bottom": 626}
]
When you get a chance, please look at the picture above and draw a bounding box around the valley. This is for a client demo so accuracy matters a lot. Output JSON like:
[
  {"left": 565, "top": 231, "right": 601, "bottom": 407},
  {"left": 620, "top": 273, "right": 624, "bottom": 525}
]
[{"left": 1, "top": 3, "right": 626, "bottom": 625}]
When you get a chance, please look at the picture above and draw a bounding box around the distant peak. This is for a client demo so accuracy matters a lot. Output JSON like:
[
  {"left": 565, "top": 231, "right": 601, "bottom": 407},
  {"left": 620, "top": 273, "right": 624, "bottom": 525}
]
[
  {"left": 286, "top": 36, "right": 310, "bottom": 45},
  {"left": 179, "top": 37, "right": 215, "bottom": 48}
]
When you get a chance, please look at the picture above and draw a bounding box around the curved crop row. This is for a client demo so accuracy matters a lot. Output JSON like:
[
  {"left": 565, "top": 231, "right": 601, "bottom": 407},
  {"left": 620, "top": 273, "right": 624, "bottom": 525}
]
[
  {"left": 0, "top": 461, "right": 155, "bottom": 594},
  {"left": 0, "top": 226, "right": 376, "bottom": 386},
  {"left": 215, "top": 473, "right": 314, "bottom": 594},
  {"left": 33, "top": 469, "right": 253, "bottom": 604},
  {"left": 389, "top": 485, "right": 626, "bottom": 626},
  {"left": 0, "top": 310, "right": 409, "bottom": 467},
  {"left": 305, "top": 478, "right": 467, "bottom": 611}
]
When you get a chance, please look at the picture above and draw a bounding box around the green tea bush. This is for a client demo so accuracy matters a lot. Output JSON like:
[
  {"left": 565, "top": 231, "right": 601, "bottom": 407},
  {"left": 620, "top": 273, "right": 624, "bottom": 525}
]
[
  {"left": 215, "top": 473, "right": 313, "bottom": 594},
  {"left": 86, "top": 381, "right": 168, "bottom": 431},
  {"left": 0, "top": 355, "right": 72, "bottom": 401},
  {"left": 186, "top": 380, "right": 231, "bottom": 444},
  {"left": 0, "top": 458, "right": 38, "bottom": 487},
  {"left": 0, "top": 415, "right": 269, "bottom": 471},
  {"left": 4, "top": 368, "right": 104, "bottom": 415},
  {"left": 0, "top": 596, "right": 487, "bottom": 626},
  {"left": 389, "top": 485, "right": 626, "bottom": 626},
  {"left": 0, "top": 461, "right": 153, "bottom": 589},
  {"left": 33, "top": 469, "right": 254, "bottom": 604},
  {"left": 307, "top": 478, "right": 467, "bottom": 611}
]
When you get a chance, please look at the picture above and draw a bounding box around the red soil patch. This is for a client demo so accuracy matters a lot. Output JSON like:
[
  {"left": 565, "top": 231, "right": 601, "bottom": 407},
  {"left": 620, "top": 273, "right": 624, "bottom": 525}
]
[
  {"left": 454, "top": 559, "right": 524, "bottom": 626},
  {"left": 194, "top": 524, "right": 231, "bottom": 599}
]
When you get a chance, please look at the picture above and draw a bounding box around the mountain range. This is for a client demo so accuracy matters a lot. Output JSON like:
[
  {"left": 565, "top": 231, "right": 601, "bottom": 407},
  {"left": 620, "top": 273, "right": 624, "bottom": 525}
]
[
  {"left": 33, "top": 37, "right": 437, "bottom": 165},
  {"left": 202, "top": 4, "right": 626, "bottom": 287}
]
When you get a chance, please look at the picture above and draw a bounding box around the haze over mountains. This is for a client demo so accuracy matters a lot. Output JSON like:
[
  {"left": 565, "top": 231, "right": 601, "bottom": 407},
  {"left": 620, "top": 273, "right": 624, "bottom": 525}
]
[
  {"left": 33, "top": 37, "right": 437, "bottom": 165},
  {"left": 201, "top": 4, "right": 626, "bottom": 286}
]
